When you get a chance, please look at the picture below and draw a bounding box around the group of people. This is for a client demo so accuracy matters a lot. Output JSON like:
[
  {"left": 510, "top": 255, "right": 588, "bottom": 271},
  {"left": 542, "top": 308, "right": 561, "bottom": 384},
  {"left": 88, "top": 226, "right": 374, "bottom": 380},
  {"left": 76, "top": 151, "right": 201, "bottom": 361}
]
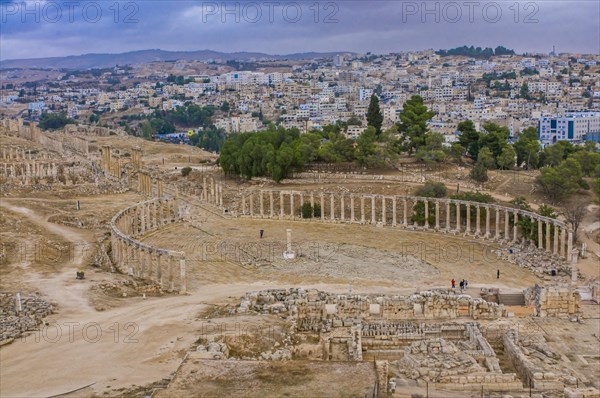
[{"left": 451, "top": 278, "right": 468, "bottom": 291}]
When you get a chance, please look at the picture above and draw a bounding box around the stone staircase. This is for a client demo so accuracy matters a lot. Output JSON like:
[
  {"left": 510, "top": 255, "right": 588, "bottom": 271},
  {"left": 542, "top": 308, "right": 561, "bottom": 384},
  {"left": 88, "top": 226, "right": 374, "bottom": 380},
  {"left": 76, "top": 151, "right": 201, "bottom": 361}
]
[{"left": 498, "top": 293, "right": 526, "bottom": 306}]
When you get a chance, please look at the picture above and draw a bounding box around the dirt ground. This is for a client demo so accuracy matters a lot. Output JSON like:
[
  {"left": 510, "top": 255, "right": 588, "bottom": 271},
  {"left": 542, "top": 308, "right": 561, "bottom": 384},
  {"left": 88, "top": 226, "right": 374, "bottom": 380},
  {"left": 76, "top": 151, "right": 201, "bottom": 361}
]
[{"left": 155, "top": 359, "right": 377, "bottom": 398}]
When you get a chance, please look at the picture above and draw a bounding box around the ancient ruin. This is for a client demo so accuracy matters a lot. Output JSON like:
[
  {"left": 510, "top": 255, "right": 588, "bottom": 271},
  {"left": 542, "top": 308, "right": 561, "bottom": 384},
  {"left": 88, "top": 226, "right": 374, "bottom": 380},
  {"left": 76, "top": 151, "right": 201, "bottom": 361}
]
[{"left": 1, "top": 117, "right": 599, "bottom": 398}]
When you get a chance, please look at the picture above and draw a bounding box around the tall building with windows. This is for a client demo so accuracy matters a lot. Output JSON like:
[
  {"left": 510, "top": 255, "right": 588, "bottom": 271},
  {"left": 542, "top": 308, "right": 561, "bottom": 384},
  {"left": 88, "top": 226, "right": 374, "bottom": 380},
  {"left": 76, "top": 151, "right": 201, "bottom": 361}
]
[{"left": 538, "top": 112, "right": 600, "bottom": 146}]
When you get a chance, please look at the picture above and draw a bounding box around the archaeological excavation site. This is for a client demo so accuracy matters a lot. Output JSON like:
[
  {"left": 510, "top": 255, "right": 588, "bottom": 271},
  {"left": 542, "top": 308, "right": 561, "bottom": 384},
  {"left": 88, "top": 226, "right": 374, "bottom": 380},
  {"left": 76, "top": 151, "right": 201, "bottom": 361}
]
[{"left": 1, "top": 118, "right": 599, "bottom": 398}]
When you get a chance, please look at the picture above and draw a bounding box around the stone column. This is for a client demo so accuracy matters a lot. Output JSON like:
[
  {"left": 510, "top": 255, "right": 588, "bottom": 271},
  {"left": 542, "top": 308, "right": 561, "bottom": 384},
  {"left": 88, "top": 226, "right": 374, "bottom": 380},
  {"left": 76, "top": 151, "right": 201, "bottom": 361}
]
[
  {"left": 269, "top": 191, "right": 274, "bottom": 218},
  {"left": 466, "top": 205, "right": 471, "bottom": 234},
  {"left": 504, "top": 210, "right": 510, "bottom": 240},
  {"left": 290, "top": 192, "right": 295, "bottom": 220},
  {"left": 153, "top": 201, "right": 158, "bottom": 229},
  {"left": 567, "top": 231, "right": 573, "bottom": 262},
  {"left": 553, "top": 224, "right": 559, "bottom": 255},
  {"left": 210, "top": 178, "right": 216, "bottom": 203},
  {"left": 485, "top": 206, "right": 491, "bottom": 238},
  {"left": 361, "top": 196, "right": 366, "bottom": 223},
  {"left": 219, "top": 184, "right": 224, "bottom": 208},
  {"left": 495, "top": 208, "right": 500, "bottom": 239},
  {"left": 138, "top": 247, "right": 144, "bottom": 278},
  {"left": 340, "top": 194, "right": 345, "bottom": 221},
  {"left": 456, "top": 203, "right": 461, "bottom": 233},
  {"left": 280, "top": 192, "right": 284, "bottom": 218},
  {"left": 403, "top": 199, "right": 408, "bottom": 226},
  {"left": 475, "top": 206, "right": 481, "bottom": 236},
  {"left": 424, "top": 200, "right": 429, "bottom": 229},
  {"left": 371, "top": 196, "right": 376, "bottom": 224},
  {"left": 545, "top": 222, "right": 551, "bottom": 252},
  {"left": 445, "top": 201, "right": 450, "bottom": 232},
  {"left": 560, "top": 227, "right": 566, "bottom": 257},
  {"left": 242, "top": 195, "right": 246, "bottom": 215},
  {"left": 513, "top": 212, "right": 519, "bottom": 242},
  {"left": 249, "top": 193, "right": 254, "bottom": 217},
  {"left": 156, "top": 254, "right": 162, "bottom": 285},
  {"left": 392, "top": 197, "right": 397, "bottom": 226},
  {"left": 179, "top": 258, "right": 187, "bottom": 294},
  {"left": 350, "top": 195, "right": 355, "bottom": 222},
  {"left": 310, "top": 193, "right": 315, "bottom": 208},
  {"left": 571, "top": 249, "right": 579, "bottom": 285},
  {"left": 538, "top": 219, "right": 544, "bottom": 249},
  {"left": 330, "top": 193, "right": 335, "bottom": 221},
  {"left": 168, "top": 256, "right": 175, "bottom": 291},
  {"left": 435, "top": 201, "right": 440, "bottom": 230},
  {"left": 140, "top": 204, "right": 147, "bottom": 234},
  {"left": 259, "top": 191, "right": 264, "bottom": 218},
  {"left": 320, "top": 194, "right": 325, "bottom": 221},
  {"left": 381, "top": 197, "right": 386, "bottom": 225}
]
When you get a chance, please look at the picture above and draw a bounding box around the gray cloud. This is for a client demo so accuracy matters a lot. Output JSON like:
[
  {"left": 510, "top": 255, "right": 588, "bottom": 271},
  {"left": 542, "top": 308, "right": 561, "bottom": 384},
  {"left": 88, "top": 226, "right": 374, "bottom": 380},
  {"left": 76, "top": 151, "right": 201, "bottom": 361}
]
[{"left": 1, "top": 0, "right": 598, "bottom": 60}]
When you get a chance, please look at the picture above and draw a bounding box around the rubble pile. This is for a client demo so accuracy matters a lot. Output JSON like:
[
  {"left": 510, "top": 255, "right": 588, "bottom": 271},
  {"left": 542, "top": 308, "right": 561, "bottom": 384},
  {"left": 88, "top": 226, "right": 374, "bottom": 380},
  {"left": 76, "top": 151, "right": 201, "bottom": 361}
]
[
  {"left": 90, "top": 278, "right": 168, "bottom": 298},
  {"left": 0, "top": 292, "right": 54, "bottom": 345},
  {"left": 502, "top": 243, "right": 571, "bottom": 277},
  {"left": 238, "top": 288, "right": 506, "bottom": 331},
  {"left": 397, "top": 338, "right": 485, "bottom": 382}
]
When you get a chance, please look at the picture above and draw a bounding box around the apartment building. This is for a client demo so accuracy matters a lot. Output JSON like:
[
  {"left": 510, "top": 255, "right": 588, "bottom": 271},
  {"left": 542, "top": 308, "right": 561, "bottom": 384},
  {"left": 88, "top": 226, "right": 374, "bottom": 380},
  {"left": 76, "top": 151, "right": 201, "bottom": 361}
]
[{"left": 538, "top": 112, "right": 600, "bottom": 146}]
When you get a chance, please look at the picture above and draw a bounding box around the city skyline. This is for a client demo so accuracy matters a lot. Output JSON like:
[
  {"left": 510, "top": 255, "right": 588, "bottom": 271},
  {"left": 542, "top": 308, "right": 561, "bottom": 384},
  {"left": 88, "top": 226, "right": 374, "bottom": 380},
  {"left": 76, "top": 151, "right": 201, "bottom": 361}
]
[{"left": 1, "top": 0, "right": 598, "bottom": 61}]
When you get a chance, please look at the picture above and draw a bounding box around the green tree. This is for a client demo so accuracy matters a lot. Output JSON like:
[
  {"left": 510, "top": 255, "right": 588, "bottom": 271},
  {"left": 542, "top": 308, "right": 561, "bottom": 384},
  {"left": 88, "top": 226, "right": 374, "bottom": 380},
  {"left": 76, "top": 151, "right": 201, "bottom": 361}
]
[
  {"left": 519, "top": 82, "right": 530, "bottom": 99},
  {"left": 38, "top": 112, "right": 75, "bottom": 130},
  {"left": 592, "top": 178, "right": 600, "bottom": 204},
  {"left": 470, "top": 160, "right": 488, "bottom": 183},
  {"left": 479, "top": 123, "right": 509, "bottom": 160},
  {"left": 496, "top": 145, "right": 516, "bottom": 170},
  {"left": 366, "top": 94, "right": 383, "bottom": 136},
  {"left": 140, "top": 120, "right": 155, "bottom": 140},
  {"left": 537, "top": 158, "right": 584, "bottom": 202},
  {"left": 477, "top": 147, "right": 496, "bottom": 169},
  {"left": 569, "top": 150, "right": 600, "bottom": 177},
  {"left": 449, "top": 143, "right": 465, "bottom": 163},
  {"left": 514, "top": 127, "right": 540, "bottom": 168},
  {"left": 415, "top": 132, "right": 447, "bottom": 164},
  {"left": 220, "top": 101, "right": 230, "bottom": 112},
  {"left": 457, "top": 120, "right": 481, "bottom": 159},
  {"left": 356, "top": 126, "right": 385, "bottom": 168},
  {"left": 346, "top": 115, "right": 362, "bottom": 126},
  {"left": 398, "top": 95, "right": 434, "bottom": 154}
]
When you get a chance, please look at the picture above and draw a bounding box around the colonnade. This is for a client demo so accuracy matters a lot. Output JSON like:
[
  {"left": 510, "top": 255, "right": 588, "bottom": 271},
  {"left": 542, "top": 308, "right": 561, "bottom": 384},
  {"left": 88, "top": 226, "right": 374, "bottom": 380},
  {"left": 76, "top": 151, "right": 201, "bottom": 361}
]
[
  {"left": 1, "top": 147, "right": 47, "bottom": 161},
  {"left": 201, "top": 175, "right": 223, "bottom": 207},
  {"left": 110, "top": 198, "right": 186, "bottom": 293},
  {"left": 240, "top": 190, "right": 573, "bottom": 260},
  {"left": 0, "top": 162, "right": 59, "bottom": 179},
  {"left": 131, "top": 147, "right": 143, "bottom": 170},
  {"left": 99, "top": 145, "right": 124, "bottom": 178}
]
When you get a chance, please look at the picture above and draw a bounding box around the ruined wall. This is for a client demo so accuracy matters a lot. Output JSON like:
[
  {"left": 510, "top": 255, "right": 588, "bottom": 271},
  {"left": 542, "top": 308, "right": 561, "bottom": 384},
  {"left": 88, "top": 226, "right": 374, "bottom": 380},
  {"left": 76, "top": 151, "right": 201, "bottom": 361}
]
[
  {"left": 524, "top": 284, "right": 581, "bottom": 318},
  {"left": 239, "top": 289, "right": 505, "bottom": 328}
]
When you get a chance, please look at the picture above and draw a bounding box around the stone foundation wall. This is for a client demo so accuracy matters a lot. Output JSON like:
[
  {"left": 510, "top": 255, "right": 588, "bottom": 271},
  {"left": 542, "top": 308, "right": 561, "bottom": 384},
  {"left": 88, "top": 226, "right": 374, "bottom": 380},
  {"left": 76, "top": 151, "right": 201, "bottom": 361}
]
[
  {"left": 240, "top": 289, "right": 505, "bottom": 328},
  {"left": 525, "top": 284, "right": 581, "bottom": 318}
]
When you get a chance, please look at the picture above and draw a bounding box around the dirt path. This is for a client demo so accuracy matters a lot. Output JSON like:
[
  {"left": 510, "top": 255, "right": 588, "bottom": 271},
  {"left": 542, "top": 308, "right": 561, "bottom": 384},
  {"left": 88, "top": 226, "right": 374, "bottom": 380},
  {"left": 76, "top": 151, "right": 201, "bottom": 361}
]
[{"left": 0, "top": 201, "right": 95, "bottom": 313}]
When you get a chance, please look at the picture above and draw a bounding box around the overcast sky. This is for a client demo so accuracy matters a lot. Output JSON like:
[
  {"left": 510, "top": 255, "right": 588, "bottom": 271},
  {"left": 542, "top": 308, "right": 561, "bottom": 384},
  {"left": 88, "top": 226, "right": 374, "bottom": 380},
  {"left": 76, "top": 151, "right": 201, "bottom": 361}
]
[{"left": 1, "top": 0, "right": 598, "bottom": 60}]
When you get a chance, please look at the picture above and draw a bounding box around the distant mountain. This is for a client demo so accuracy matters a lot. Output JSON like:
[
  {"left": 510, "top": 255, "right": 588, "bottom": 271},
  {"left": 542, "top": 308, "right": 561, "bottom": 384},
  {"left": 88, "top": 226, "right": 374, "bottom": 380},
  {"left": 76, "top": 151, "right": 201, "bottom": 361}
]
[{"left": 0, "top": 49, "right": 351, "bottom": 70}]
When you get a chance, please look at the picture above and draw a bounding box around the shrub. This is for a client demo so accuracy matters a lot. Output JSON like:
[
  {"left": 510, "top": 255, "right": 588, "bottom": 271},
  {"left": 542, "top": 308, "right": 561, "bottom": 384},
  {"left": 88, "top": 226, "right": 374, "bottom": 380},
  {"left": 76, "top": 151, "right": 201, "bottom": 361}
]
[
  {"left": 181, "top": 166, "right": 192, "bottom": 177},
  {"left": 415, "top": 181, "right": 447, "bottom": 198}
]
